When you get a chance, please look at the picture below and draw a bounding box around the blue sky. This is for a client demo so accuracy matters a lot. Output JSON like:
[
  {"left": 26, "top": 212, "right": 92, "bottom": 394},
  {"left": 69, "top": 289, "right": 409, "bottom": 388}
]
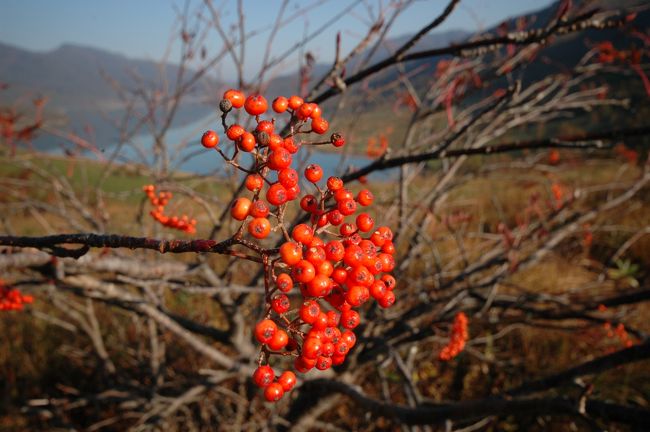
[{"left": 1, "top": 0, "right": 554, "bottom": 80}]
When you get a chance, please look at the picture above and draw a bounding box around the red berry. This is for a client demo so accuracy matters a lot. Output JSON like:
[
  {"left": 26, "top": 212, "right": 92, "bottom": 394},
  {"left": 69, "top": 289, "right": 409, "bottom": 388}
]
[
  {"left": 316, "top": 355, "right": 332, "bottom": 370},
  {"left": 256, "top": 119, "right": 274, "bottom": 134},
  {"left": 378, "top": 253, "right": 396, "bottom": 272},
  {"left": 305, "top": 246, "right": 326, "bottom": 266},
  {"left": 269, "top": 133, "right": 284, "bottom": 150},
  {"left": 341, "top": 330, "right": 356, "bottom": 347},
  {"left": 264, "top": 382, "right": 284, "bottom": 402},
  {"left": 271, "top": 294, "right": 291, "bottom": 314},
  {"left": 313, "top": 312, "right": 329, "bottom": 330},
  {"left": 311, "top": 117, "right": 329, "bottom": 134},
  {"left": 343, "top": 245, "right": 364, "bottom": 267},
  {"left": 288, "top": 95, "right": 304, "bottom": 110},
  {"left": 294, "top": 356, "right": 315, "bottom": 373},
  {"left": 268, "top": 329, "right": 289, "bottom": 350},
  {"left": 267, "top": 183, "right": 288, "bottom": 206},
  {"left": 296, "top": 103, "right": 315, "bottom": 120},
  {"left": 300, "top": 195, "right": 319, "bottom": 213},
  {"left": 292, "top": 224, "right": 314, "bottom": 245},
  {"left": 331, "top": 133, "right": 345, "bottom": 147},
  {"left": 283, "top": 136, "right": 300, "bottom": 153},
  {"left": 272, "top": 96, "right": 289, "bottom": 113},
  {"left": 277, "top": 371, "right": 297, "bottom": 391},
  {"left": 382, "top": 274, "right": 396, "bottom": 290},
  {"left": 340, "top": 309, "right": 361, "bottom": 329},
  {"left": 245, "top": 174, "right": 264, "bottom": 192},
  {"left": 268, "top": 147, "right": 292, "bottom": 171},
  {"left": 244, "top": 95, "right": 268, "bottom": 116},
  {"left": 292, "top": 260, "right": 316, "bottom": 283},
  {"left": 201, "top": 130, "right": 219, "bottom": 148},
  {"left": 310, "top": 104, "right": 322, "bottom": 119},
  {"left": 248, "top": 217, "right": 271, "bottom": 239},
  {"left": 286, "top": 184, "right": 300, "bottom": 201},
  {"left": 338, "top": 199, "right": 357, "bottom": 216},
  {"left": 227, "top": 124, "right": 245, "bottom": 141},
  {"left": 346, "top": 285, "right": 370, "bottom": 307},
  {"left": 324, "top": 240, "right": 345, "bottom": 262},
  {"left": 357, "top": 189, "right": 374, "bottom": 206},
  {"left": 252, "top": 365, "right": 275, "bottom": 387},
  {"left": 304, "top": 164, "right": 323, "bottom": 183},
  {"left": 280, "top": 241, "right": 303, "bottom": 266},
  {"left": 224, "top": 89, "right": 245, "bottom": 108},
  {"left": 278, "top": 168, "right": 299, "bottom": 188},
  {"left": 370, "top": 280, "right": 387, "bottom": 300},
  {"left": 378, "top": 290, "right": 396, "bottom": 308},
  {"left": 327, "top": 176, "right": 343, "bottom": 191},
  {"left": 331, "top": 270, "right": 347, "bottom": 286},
  {"left": 327, "top": 210, "right": 344, "bottom": 226},
  {"left": 299, "top": 300, "right": 320, "bottom": 324},
  {"left": 334, "top": 188, "right": 353, "bottom": 202},
  {"left": 238, "top": 131, "right": 256, "bottom": 152},
  {"left": 327, "top": 310, "right": 341, "bottom": 327},
  {"left": 249, "top": 200, "right": 270, "bottom": 218},
  {"left": 254, "top": 319, "right": 277, "bottom": 344},
  {"left": 307, "top": 274, "right": 332, "bottom": 297},
  {"left": 231, "top": 197, "right": 252, "bottom": 221},
  {"left": 302, "top": 337, "right": 322, "bottom": 359},
  {"left": 276, "top": 273, "right": 294, "bottom": 293},
  {"left": 356, "top": 213, "right": 374, "bottom": 232}
]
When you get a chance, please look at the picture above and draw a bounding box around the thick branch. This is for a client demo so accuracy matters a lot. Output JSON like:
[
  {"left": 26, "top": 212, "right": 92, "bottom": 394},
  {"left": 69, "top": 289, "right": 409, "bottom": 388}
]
[
  {"left": 299, "top": 379, "right": 650, "bottom": 428},
  {"left": 507, "top": 340, "right": 650, "bottom": 397},
  {"left": 313, "top": 10, "right": 627, "bottom": 103},
  {"left": 0, "top": 233, "right": 275, "bottom": 259},
  {"left": 342, "top": 125, "right": 650, "bottom": 182}
]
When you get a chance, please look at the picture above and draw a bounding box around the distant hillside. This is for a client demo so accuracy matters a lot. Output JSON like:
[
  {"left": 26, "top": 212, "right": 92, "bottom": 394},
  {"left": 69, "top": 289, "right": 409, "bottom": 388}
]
[
  {"left": 1, "top": 0, "right": 648, "bottom": 152},
  {"left": 264, "top": 30, "right": 470, "bottom": 99},
  {"left": 0, "top": 42, "right": 216, "bottom": 150},
  {"left": 0, "top": 42, "right": 213, "bottom": 110}
]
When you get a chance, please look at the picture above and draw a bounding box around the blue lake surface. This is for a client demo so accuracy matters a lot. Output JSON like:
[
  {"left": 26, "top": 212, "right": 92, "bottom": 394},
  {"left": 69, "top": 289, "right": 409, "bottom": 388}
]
[{"left": 114, "top": 112, "right": 396, "bottom": 180}]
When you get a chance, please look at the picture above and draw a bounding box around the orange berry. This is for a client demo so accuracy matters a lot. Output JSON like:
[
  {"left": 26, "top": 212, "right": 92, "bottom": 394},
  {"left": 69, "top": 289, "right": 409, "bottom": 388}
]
[
  {"left": 272, "top": 96, "right": 289, "bottom": 113},
  {"left": 296, "top": 103, "right": 314, "bottom": 120},
  {"left": 292, "top": 224, "right": 314, "bottom": 244},
  {"left": 244, "top": 95, "right": 268, "bottom": 116},
  {"left": 288, "top": 95, "right": 304, "bottom": 110},
  {"left": 223, "top": 89, "right": 245, "bottom": 108},
  {"left": 230, "top": 197, "right": 252, "bottom": 221},
  {"left": 304, "top": 164, "right": 323, "bottom": 183},
  {"left": 245, "top": 174, "right": 264, "bottom": 192},
  {"left": 280, "top": 242, "right": 303, "bottom": 266},
  {"left": 238, "top": 132, "right": 256, "bottom": 152},
  {"left": 264, "top": 382, "right": 285, "bottom": 402},
  {"left": 248, "top": 217, "right": 271, "bottom": 239},
  {"left": 201, "top": 130, "right": 219, "bottom": 148},
  {"left": 254, "top": 319, "right": 277, "bottom": 344},
  {"left": 226, "top": 124, "right": 245, "bottom": 141},
  {"left": 311, "top": 117, "right": 329, "bottom": 134},
  {"left": 277, "top": 371, "right": 297, "bottom": 391}
]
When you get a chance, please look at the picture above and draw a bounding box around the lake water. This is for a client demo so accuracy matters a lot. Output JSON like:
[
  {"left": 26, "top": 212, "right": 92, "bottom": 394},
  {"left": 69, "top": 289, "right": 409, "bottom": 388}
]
[{"left": 116, "top": 112, "right": 395, "bottom": 180}]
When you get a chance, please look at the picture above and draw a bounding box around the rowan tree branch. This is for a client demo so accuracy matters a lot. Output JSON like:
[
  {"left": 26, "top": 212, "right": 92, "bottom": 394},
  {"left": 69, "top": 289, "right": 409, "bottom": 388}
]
[
  {"left": 341, "top": 125, "right": 650, "bottom": 182},
  {"left": 507, "top": 340, "right": 650, "bottom": 397},
  {"left": 0, "top": 233, "right": 277, "bottom": 259},
  {"left": 298, "top": 378, "right": 650, "bottom": 428},
  {"left": 313, "top": 10, "right": 629, "bottom": 103}
]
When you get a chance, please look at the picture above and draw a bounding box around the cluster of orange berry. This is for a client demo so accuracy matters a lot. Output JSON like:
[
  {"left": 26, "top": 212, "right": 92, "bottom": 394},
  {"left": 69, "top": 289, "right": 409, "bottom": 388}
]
[
  {"left": 599, "top": 305, "right": 634, "bottom": 349},
  {"left": 252, "top": 182, "right": 397, "bottom": 401},
  {"left": 199, "top": 89, "right": 395, "bottom": 402},
  {"left": 143, "top": 184, "right": 197, "bottom": 234},
  {"left": 439, "top": 312, "right": 468, "bottom": 361},
  {"left": 0, "top": 280, "right": 33, "bottom": 311},
  {"left": 603, "top": 321, "right": 634, "bottom": 348}
]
